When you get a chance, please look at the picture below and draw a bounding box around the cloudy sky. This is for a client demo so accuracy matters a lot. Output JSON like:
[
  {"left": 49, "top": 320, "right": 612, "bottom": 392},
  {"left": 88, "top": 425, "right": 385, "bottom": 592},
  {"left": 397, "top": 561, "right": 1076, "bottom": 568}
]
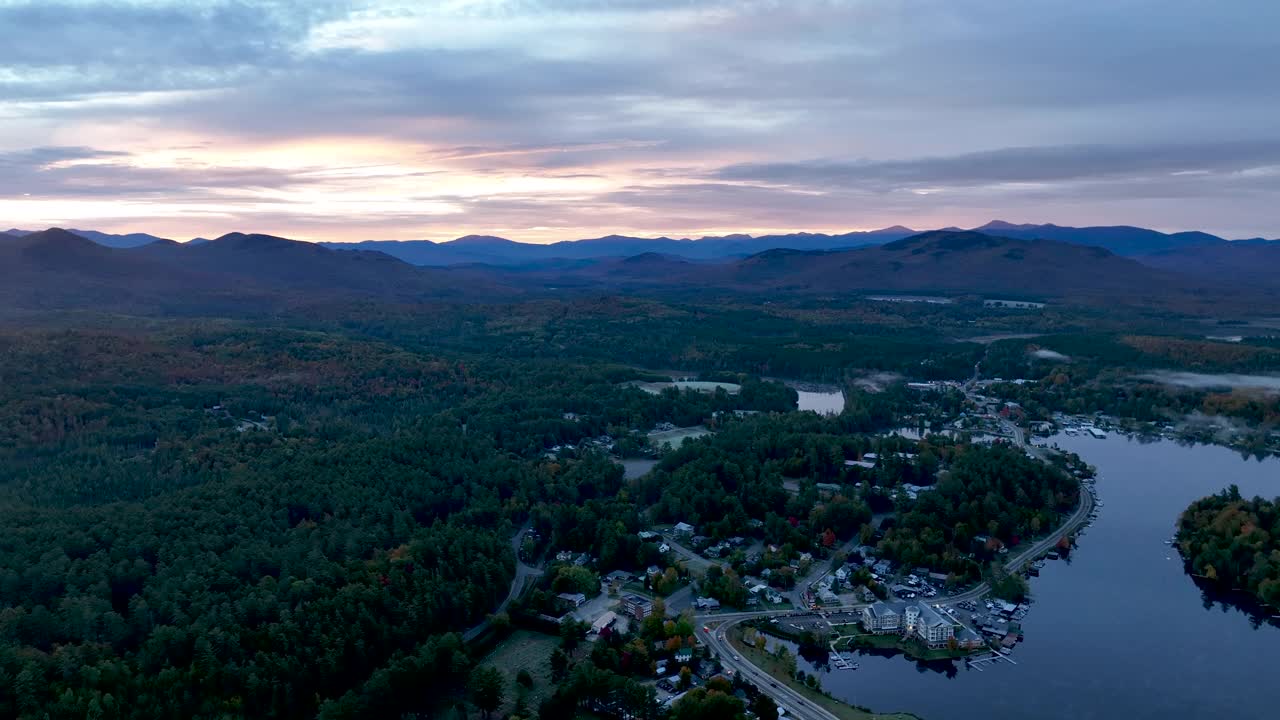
[{"left": 2, "top": 0, "right": 1277, "bottom": 242}]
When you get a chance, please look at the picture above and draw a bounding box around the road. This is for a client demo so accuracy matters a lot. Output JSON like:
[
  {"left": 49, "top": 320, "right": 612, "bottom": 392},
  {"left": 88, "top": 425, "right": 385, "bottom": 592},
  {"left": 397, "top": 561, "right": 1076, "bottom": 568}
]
[
  {"left": 702, "top": 617, "right": 840, "bottom": 720},
  {"left": 662, "top": 533, "right": 720, "bottom": 576},
  {"left": 940, "top": 415, "right": 1095, "bottom": 605},
  {"left": 789, "top": 535, "right": 860, "bottom": 608},
  {"left": 463, "top": 523, "right": 545, "bottom": 642}
]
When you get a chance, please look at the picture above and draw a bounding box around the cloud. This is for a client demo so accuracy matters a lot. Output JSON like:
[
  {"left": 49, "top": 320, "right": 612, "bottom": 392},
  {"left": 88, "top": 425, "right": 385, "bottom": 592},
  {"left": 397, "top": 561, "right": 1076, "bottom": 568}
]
[
  {"left": 1140, "top": 372, "right": 1280, "bottom": 395},
  {"left": 2, "top": 0, "right": 1279, "bottom": 240},
  {"left": 712, "top": 141, "right": 1280, "bottom": 190}
]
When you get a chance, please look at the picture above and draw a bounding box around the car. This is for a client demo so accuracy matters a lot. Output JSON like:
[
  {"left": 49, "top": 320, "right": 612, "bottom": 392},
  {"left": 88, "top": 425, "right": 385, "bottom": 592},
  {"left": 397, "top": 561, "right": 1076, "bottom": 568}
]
[{"left": 732, "top": 655, "right": 740, "bottom": 661}]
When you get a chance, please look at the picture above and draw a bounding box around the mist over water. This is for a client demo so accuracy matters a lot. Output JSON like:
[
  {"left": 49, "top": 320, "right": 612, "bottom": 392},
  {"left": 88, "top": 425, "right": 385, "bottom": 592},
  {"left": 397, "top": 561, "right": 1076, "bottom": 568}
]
[{"left": 1140, "top": 371, "right": 1280, "bottom": 394}]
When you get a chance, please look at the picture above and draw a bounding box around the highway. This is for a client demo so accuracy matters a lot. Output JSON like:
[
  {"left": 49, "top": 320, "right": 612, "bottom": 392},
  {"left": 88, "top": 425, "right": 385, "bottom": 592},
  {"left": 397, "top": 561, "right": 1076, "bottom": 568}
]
[{"left": 702, "top": 617, "right": 840, "bottom": 720}]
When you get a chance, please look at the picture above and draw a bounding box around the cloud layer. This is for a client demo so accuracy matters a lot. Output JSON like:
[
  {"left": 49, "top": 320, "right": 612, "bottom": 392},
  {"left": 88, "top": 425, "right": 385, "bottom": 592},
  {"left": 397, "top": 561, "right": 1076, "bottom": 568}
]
[{"left": 1, "top": 0, "right": 1277, "bottom": 241}]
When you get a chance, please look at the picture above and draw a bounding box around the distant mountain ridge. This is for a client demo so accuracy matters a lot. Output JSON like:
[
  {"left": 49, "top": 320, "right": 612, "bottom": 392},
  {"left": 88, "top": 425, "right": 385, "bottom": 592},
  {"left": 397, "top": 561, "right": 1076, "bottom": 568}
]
[
  {"left": 320, "top": 227, "right": 917, "bottom": 266},
  {"left": 7, "top": 222, "right": 1275, "bottom": 265},
  {"left": 522, "top": 230, "right": 1199, "bottom": 300},
  {"left": 970, "top": 220, "right": 1230, "bottom": 256},
  {"left": 1, "top": 227, "right": 170, "bottom": 248},
  {"left": 0, "top": 228, "right": 510, "bottom": 314}
]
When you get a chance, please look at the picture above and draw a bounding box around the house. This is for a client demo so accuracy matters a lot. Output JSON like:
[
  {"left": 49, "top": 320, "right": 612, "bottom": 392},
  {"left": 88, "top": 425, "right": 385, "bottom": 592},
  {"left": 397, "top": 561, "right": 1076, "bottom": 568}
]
[
  {"left": 557, "top": 592, "right": 587, "bottom": 609},
  {"left": 861, "top": 602, "right": 902, "bottom": 633},
  {"left": 658, "top": 543, "right": 671, "bottom": 554},
  {"left": 647, "top": 565, "right": 662, "bottom": 578},
  {"left": 844, "top": 459, "right": 875, "bottom": 469},
  {"left": 638, "top": 531, "right": 661, "bottom": 541},
  {"left": 605, "top": 570, "right": 633, "bottom": 587},
  {"left": 621, "top": 594, "right": 655, "bottom": 620},
  {"left": 673, "top": 522, "right": 695, "bottom": 536},
  {"left": 674, "top": 648, "right": 693, "bottom": 663},
  {"left": 591, "top": 611, "right": 618, "bottom": 634}
]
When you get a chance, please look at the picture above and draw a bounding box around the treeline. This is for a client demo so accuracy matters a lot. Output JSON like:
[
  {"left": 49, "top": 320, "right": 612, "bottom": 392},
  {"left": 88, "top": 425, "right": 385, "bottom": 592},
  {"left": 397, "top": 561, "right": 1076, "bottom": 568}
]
[{"left": 1177, "top": 487, "right": 1280, "bottom": 607}]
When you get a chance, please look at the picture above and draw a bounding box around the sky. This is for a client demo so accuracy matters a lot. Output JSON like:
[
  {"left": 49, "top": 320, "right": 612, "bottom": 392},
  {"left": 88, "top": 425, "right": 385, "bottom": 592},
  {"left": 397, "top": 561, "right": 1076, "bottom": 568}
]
[{"left": 1, "top": 0, "right": 1278, "bottom": 243}]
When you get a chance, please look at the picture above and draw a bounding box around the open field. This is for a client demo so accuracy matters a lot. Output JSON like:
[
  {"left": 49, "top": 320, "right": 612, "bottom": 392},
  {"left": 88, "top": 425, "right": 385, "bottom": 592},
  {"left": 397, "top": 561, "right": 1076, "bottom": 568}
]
[{"left": 479, "top": 630, "right": 560, "bottom": 716}]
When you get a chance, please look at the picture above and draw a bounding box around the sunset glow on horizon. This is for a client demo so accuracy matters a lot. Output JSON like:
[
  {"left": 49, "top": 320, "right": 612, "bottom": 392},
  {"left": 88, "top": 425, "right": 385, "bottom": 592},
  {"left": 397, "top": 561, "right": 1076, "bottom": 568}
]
[{"left": 2, "top": 1, "right": 1278, "bottom": 243}]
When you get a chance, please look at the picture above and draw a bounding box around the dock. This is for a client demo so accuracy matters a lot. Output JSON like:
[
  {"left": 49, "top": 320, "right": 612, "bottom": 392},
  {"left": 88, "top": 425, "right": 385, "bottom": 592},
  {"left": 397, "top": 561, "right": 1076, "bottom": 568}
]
[
  {"left": 965, "top": 650, "right": 1018, "bottom": 671},
  {"left": 828, "top": 642, "right": 858, "bottom": 670}
]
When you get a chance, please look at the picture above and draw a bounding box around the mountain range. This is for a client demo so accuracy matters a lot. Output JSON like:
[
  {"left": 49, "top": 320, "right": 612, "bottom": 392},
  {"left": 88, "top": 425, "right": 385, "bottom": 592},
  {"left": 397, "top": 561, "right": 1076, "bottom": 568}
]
[
  {"left": 5, "top": 225, "right": 1277, "bottom": 317},
  {"left": 5, "top": 220, "right": 1275, "bottom": 265},
  {"left": 0, "top": 229, "right": 507, "bottom": 314}
]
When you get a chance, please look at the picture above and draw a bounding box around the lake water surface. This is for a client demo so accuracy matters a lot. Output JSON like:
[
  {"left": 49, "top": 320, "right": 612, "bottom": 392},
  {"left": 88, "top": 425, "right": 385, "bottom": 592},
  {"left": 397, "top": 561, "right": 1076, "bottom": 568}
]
[{"left": 814, "top": 433, "right": 1280, "bottom": 720}]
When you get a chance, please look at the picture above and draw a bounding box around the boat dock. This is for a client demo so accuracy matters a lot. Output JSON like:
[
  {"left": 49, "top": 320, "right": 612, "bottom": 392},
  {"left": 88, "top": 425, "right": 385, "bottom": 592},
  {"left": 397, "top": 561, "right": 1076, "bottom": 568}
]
[
  {"left": 828, "top": 643, "right": 859, "bottom": 670},
  {"left": 966, "top": 650, "right": 1018, "bottom": 671}
]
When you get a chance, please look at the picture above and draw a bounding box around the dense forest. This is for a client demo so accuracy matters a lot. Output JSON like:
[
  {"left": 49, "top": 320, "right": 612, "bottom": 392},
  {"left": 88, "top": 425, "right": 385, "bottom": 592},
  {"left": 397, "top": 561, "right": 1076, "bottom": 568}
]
[
  {"left": 1177, "top": 487, "right": 1280, "bottom": 608},
  {"left": 0, "top": 322, "right": 801, "bottom": 719},
  {"left": 0, "top": 294, "right": 1264, "bottom": 719}
]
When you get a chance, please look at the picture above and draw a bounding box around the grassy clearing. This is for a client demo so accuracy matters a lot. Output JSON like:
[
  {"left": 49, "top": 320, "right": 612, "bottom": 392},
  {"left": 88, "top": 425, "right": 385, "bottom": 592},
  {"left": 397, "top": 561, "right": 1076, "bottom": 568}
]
[
  {"left": 479, "top": 629, "right": 560, "bottom": 717},
  {"left": 728, "top": 627, "right": 919, "bottom": 720}
]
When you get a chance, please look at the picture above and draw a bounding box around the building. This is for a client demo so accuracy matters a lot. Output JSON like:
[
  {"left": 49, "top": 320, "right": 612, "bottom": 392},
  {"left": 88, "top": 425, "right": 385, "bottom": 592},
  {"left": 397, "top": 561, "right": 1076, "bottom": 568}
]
[
  {"left": 674, "top": 648, "right": 693, "bottom": 664},
  {"left": 695, "top": 597, "right": 721, "bottom": 611},
  {"left": 955, "top": 627, "right": 984, "bottom": 650},
  {"left": 557, "top": 592, "right": 587, "bottom": 609},
  {"left": 863, "top": 600, "right": 957, "bottom": 647},
  {"left": 910, "top": 603, "right": 955, "bottom": 647},
  {"left": 861, "top": 602, "right": 903, "bottom": 633},
  {"left": 621, "top": 594, "right": 655, "bottom": 620},
  {"left": 591, "top": 611, "right": 618, "bottom": 635},
  {"left": 673, "top": 522, "right": 695, "bottom": 536}
]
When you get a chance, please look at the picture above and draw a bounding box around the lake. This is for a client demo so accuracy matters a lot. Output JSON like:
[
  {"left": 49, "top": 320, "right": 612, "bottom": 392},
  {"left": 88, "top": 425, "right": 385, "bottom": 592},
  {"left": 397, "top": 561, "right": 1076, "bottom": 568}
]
[
  {"left": 796, "top": 389, "right": 845, "bottom": 415},
  {"left": 813, "top": 433, "right": 1280, "bottom": 720},
  {"left": 769, "top": 378, "right": 845, "bottom": 415}
]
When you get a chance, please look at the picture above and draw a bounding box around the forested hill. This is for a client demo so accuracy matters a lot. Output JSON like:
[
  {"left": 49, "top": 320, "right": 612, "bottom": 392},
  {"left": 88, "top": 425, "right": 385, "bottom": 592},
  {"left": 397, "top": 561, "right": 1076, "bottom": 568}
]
[
  {"left": 0, "top": 323, "right": 807, "bottom": 718},
  {"left": 1177, "top": 487, "right": 1280, "bottom": 607}
]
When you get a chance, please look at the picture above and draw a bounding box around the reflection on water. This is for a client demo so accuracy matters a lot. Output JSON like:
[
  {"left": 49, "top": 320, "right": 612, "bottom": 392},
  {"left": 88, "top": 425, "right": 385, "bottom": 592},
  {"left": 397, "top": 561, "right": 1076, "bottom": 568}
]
[{"left": 813, "top": 434, "right": 1280, "bottom": 720}]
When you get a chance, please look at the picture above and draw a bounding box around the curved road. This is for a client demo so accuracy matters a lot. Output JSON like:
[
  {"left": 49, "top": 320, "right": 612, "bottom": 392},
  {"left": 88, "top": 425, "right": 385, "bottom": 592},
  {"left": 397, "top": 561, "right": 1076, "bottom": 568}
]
[
  {"left": 463, "top": 523, "right": 544, "bottom": 642},
  {"left": 702, "top": 618, "right": 839, "bottom": 720}
]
